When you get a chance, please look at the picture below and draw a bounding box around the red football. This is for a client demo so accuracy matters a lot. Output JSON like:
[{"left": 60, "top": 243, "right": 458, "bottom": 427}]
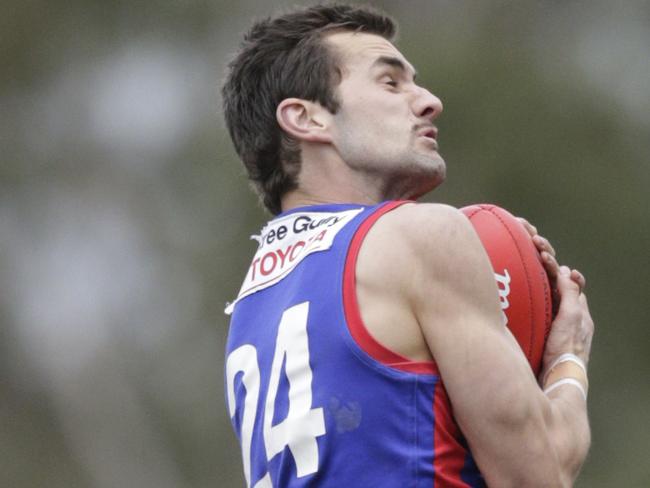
[{"left": 461, "top": 204, "right": 552, "bottom": 376}]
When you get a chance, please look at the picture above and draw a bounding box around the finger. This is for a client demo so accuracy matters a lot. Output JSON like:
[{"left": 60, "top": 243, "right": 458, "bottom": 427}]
[
  {"left": 517, "top": 217, "right": 538, "bottom": 237},
  {"left": 532, "top": 234, "right": 556, "bottom": 257},
  {"left": 578, "top": 292, "right": 588, "bottom": 307},
  {"left": 570, "top": 269, "right": 586, "bottom": 291},
  {"left": 553, "top": 268, "right": 583, "bottom": 325},
  {"left": 542, "top": 252, "right": 562, "bottom": 317},
  {"left": 578, "top": 293, "right": 593, "bottom": 321},
  {"left": 541, "top": 251, "right": 560, "bottom": 281},
  {"left": 556, "top": 265, "right": 582, "bottom": 306},
  {"left": 578, "top": 293, "right": 595, "bottom": 344}
]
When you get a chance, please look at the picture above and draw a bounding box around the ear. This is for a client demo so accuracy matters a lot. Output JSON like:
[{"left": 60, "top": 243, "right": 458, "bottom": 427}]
[{"left": 276, "top": 98, "right": 333, "bottom": 144}]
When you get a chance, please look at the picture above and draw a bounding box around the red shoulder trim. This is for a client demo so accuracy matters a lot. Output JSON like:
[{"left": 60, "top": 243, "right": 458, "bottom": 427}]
[{"left": 342, "top": 201, "right": 439, "bottom": 375}]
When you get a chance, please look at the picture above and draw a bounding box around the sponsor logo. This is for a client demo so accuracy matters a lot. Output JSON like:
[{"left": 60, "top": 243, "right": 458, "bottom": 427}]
[
  {"left": 225, "top": 208, "right": 363, "bottom": 314},
  {"left": 494, "top": 269, "right": 512, "bottom": 325}
]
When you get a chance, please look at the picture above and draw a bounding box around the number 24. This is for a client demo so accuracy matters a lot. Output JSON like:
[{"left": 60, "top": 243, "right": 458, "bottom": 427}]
[{"left": 226, "top": 302, "right": 326, "bottom": 488}]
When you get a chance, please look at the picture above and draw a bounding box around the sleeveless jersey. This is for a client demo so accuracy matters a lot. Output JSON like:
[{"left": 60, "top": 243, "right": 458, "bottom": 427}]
[{"left": 225, "top": 201, "right": 485, "bottom": 487}]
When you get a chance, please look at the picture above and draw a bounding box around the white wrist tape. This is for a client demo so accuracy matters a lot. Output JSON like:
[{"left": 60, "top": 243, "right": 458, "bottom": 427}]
[
  {"left": 543, "top": 378, "right": 587, "bottom": 401},
  {"left": 543, "top": 353, "right": 587, "bottom": 386}
]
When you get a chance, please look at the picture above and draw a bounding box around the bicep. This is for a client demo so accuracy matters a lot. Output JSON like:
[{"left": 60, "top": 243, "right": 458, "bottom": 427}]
[
  {"left": 413, "top": 207, "right": 533, "bottom": 410},
  {"left": 407, "top": 206, "right": 555, "bottom": 484}
]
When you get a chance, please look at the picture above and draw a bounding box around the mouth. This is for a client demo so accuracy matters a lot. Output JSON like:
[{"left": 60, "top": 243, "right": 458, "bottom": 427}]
[{"left": 416, "top": 126, "right": 439, "bottom": 147}]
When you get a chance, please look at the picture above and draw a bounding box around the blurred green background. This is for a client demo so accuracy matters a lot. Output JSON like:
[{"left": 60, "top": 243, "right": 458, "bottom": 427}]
[{"left": 2, "top": 0, "right": 649, "bottom": 486}]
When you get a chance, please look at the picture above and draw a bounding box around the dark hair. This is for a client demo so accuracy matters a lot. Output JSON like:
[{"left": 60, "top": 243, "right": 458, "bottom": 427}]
[{"left": 221, "top": 4, "right": 396, "bottom": 214}]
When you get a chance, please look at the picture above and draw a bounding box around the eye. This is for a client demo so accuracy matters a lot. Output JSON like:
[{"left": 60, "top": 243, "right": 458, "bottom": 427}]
[{"left": 383, "top": 78, "right": 398, "bottom": 88}]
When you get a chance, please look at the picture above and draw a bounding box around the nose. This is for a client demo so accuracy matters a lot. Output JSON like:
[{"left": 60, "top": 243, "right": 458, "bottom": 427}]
[{"left": 413, "top": 87, "right": 443, "bottom": 120}]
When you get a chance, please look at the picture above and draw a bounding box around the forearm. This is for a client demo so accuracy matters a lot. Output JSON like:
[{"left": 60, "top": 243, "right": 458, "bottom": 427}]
[
  {"left": 545, "top": 388, "right": 591, "bottom": 485},
  {"left": 542, "top": 358, "right": 591, "bottom": 484},
  {"left": 453, "top": 350, "right": 590, "bottom": 486},
  {"left": 463, "top": 377, "right": 587, "bottom": 487}
]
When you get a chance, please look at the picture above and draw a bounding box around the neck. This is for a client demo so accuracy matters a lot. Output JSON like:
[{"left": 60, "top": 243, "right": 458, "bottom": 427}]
[
  {"left": 281, "top": 180, "right": 383, "bottom": 211},
  {"left": 280, "top": 147, "right": 408, "bottom": 212}
]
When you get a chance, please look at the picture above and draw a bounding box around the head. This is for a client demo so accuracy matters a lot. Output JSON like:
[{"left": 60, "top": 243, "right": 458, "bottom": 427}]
[
  {"left": 222, "top": 4, "right": 443, "bottom": 214},
  {"left": 320, "top": 30, "right": 445, "bottom": 202}
]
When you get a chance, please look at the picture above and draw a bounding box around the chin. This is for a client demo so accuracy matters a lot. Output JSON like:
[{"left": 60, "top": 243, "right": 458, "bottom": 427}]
[
  {"left": 418, "top": 151, "right": 446, "bottom": 175},
  {"left": 411, "top": 174, "right": 445, "bottom": 199},
  {"left": 390, "top": 157, "right": 446, "bottom": 200},
  {"left": 416, "top": 156, "right": 446, "bottom": 195}
]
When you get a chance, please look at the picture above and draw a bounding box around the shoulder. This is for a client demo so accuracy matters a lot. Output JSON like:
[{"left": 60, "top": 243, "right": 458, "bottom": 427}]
[
  {"left": 373, "top": 202, "right": 475, "bottom": 242},
  {"left": 360, "top": 201, "right": 500, "bottom": 317},
  {"left": 350, "top": 202, "right": 489, "bottom": 363},
  {"left": 365, "top": 202, "right": 485, "bottom": 273}
]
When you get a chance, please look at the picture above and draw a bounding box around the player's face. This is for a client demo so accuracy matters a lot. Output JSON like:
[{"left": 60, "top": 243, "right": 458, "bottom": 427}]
[{"left": 326, "top": 31, "right": 445, "bottom": 199}]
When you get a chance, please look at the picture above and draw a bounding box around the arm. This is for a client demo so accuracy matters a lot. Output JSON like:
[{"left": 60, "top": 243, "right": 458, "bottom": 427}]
[
  {"left": 521, "top": 218, "right": 593, "bottom": 480},
  {"left": 391, "top": 204, "right": 592, "bottom": 487}
]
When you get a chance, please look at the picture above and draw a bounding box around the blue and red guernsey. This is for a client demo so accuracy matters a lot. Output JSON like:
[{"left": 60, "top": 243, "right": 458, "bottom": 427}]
[{"left": 225, "top": 202, "right": 485, "bottom": 488}]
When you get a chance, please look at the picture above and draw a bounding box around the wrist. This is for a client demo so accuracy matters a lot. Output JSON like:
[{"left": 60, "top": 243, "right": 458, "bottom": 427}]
[
  {"left": 542, "top": 353, "right": 588, "bottom": 400},
  {"left": 544, "top": 378, "right": 588, "bottom": 401}
]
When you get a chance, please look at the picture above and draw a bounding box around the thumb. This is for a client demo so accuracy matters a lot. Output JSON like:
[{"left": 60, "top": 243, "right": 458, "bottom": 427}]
[{"left": 555, "top": 266, "right": 581, "bottom": 315}]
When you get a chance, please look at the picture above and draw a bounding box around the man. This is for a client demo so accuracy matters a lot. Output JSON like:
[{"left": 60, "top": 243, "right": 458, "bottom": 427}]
[{"left": 222, "top": 5, "right": 593, "bottom": 487}]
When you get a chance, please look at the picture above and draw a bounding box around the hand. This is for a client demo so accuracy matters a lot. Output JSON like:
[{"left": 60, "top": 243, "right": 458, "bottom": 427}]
[
  {"left": 517, "top": 216, "right": 556, "bottom": 258},
  {"left": 539, "top": 264, "right": 594, "bottom": 379},
  {"left": 517, "top": 217, "right": 586, "bottom": 309}
]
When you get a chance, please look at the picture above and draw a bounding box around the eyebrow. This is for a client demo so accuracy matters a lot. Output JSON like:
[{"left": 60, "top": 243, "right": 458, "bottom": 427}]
[{"left": 371, "top": 55, "right": 418, "bottom": 81}]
